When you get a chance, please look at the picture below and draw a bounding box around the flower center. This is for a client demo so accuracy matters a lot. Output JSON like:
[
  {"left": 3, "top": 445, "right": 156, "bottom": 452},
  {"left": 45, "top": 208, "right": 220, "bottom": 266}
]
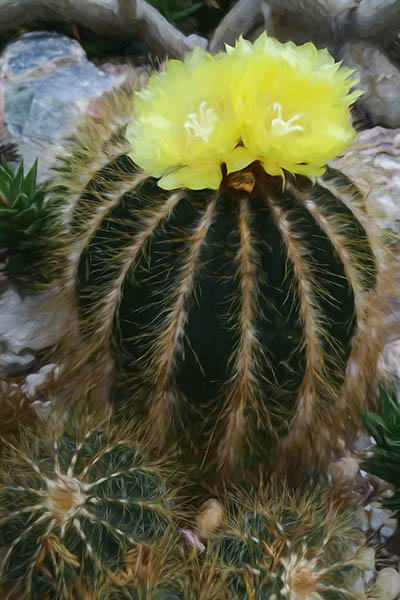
[
  {"left": 184, "top": 101, "right": 218, "bottom": 143},
  {"left": 270, "top": 102, "right": 303, "bottom": 136},
  {"left": 45, "top": 474, "right": 87, "bottom": 522}
]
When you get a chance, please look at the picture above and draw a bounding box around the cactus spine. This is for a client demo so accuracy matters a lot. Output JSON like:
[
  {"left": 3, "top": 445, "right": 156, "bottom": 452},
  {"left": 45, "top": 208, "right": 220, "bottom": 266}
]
[
  {"left": 196, "top": 484, "right": 374, "bottom": 600},
  {"left": 70, "top": 484, "right": 375, "bottom": 599},
  {"left": 0, "top": 405, "right": 181, "bottom": 599},
  {"left": 46, "top": 81, "right": 393, "bottom": 477}
]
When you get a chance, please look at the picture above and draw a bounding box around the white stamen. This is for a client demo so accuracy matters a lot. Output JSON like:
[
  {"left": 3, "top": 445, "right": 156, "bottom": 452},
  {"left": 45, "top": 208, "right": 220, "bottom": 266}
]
[
  {"left": 271, "top": 102, "right": 303, "bottom": 136},
  {"left": 184, "top": 101, "right": 218, "bottom": 143}
]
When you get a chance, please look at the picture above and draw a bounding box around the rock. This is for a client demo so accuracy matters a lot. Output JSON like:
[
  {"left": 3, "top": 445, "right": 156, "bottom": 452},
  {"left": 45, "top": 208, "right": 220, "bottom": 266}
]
[
  {"left": 196, "top": 499, "right": 224, "bottom": 540},
  {"left": 328, "top": 455, "right": 359, "bottom": 485},
  {"left": 333, "top": 126, "right": 400, "bottom": 233},
  {"left": 369, "top": 502, "right": 393, "bottom": 531},
  {"left": 340, "top": 42, "right": 400, "bottom": 129},
  {"left": 354, "top": 436, "right": 374, "bottom": 452},
  {"left": 0, "top": 346, "right": 36, "bottom": 377},
  {"left": 380, "top": 518, "right": 398, "bottom": 541},
  {"left": 352, "top": 0, "right": 400, "bottom": 45},
  {"left": 0, "top": 285, "right": 76, "bottom": 377},
  {"left": 186, "top": 34, "right": 208, "bottom": 50},
  {"left": 0, "top": 31, "right": 120, "bottom": 183},
  {"left": 373, "top": 568, "right": 400, "bottom": 600},
  {"left": 21, "top": 363, "right": 61, "bottom": 399}
]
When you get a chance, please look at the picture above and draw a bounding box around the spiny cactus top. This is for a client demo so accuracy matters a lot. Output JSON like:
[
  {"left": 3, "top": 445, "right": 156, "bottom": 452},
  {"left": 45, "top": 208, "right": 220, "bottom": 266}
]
[
  {"left": 50, "top": 33, "right": 393, "bottom": 477},
  {"left": 196, "top": 485, "right": 374, "bottom": 600},
  {"left": 127, "top": 34, "right": 361, "bottom": 190},
  {"left": 0, "top": 410, "right": 180, "bottom": 599}
]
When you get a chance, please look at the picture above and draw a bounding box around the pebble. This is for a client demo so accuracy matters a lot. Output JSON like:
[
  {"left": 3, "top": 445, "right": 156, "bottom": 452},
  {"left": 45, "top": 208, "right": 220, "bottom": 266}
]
[
  {"left": 369, "top": 502, "right": 393, "bottom": 531},
  {"left": 196, "top": 499, "right": 224, "bottom": 540},
  {"left": 328, "top": 455, "right": 359, "bottom": 484},
  {"left": 21, "top": 363, "right": 60, "bottom": 399},
  {"left": 380, "top": 518, "right": 398, "bottom": 540},
  {"left": 372, "top": 568, "right": 400, "bottom": 600}
]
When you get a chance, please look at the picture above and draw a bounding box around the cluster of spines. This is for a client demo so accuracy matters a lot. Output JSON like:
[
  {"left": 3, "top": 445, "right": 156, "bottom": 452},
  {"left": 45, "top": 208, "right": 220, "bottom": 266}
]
[
  {"left": 44, "top": 82, "right": 394, "bottom": 479},
  {"left": 70, "top": 484, "right": 374, "bottom": 600},
  {"left": 187, "top": 485, "right": 373, "bottom": 600},
  {"left": 0, "top": 407, "right": 181, "bottom": 599}
]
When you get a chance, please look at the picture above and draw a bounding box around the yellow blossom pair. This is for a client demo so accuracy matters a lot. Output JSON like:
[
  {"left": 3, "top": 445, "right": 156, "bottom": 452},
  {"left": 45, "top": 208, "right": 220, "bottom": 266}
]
[{"left": 126, "top": 33, "right": 362, "bottom": 191}]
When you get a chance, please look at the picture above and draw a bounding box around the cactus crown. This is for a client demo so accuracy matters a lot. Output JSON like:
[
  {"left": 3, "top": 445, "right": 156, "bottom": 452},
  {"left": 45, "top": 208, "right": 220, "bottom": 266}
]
[
  {"left": 0, "top": 408, "right": 181, "bottom": 599},
  {"left": 203, "top": 485, "right": 370, "bottom": 599}
]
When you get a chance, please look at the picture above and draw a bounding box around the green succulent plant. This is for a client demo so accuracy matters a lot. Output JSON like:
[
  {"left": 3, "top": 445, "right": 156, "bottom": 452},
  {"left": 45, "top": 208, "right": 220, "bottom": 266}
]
[
  {"left": 362, "top": 384, "right": 400, "bottom": 517},
  {"left": 0, "top": 157, "right": 53, "bottom": 282},
  {"left": 0, "top": 406, "right": 182, "bottom": 600}
]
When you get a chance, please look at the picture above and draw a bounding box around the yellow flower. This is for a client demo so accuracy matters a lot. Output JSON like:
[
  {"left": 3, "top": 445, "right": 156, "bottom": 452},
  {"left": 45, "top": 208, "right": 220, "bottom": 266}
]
[
  {"left": 127, "top": 47, "right": 241, "bottom": 190},
  {"left": 127, "top": 34, "right": 361, "bottom": 190},
  {"left": 224, "top": 34, "right": 362, "bottom": 179}
]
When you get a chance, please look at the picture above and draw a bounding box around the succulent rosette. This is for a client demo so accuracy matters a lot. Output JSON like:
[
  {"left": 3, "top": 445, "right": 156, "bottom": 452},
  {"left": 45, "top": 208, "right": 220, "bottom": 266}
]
[{"left": 127, "top": 33, "right": 361, "bottom": 190}]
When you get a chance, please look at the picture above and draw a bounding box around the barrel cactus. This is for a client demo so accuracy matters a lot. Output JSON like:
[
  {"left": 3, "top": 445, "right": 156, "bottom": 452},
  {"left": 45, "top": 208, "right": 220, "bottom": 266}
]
[
  {"left": 48, "top": 33, "right": 394, "bottom": 476},
  {"left": 190, "top": 484, "right": 374, "bottom": 600},
  {"left": 0, "top": 406, "right": 181, "bottom": 599}
]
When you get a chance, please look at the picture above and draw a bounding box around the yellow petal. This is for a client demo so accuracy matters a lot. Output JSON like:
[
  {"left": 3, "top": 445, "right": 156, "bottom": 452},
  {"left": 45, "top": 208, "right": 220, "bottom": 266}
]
[
  {"left": 225, "top": 146, "right": 255, "bottom": 174},
  {"left": 158, "top": 163, "right": 222, "bottom": 190}
]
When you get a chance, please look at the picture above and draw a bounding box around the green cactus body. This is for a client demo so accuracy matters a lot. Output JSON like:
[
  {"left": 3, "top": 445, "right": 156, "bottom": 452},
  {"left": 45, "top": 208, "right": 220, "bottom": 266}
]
[
  {"left": 98, "top": 486, "right": 373, "bottom": 600},
  {"left": 191, "top": 486, "right": 372, "bottom": 600},
  {"left": 0, "top": 408, "right": 180, "bottom": 599},
  {"left": 51, "top": 84, "right": 392, "bottom": 475}
]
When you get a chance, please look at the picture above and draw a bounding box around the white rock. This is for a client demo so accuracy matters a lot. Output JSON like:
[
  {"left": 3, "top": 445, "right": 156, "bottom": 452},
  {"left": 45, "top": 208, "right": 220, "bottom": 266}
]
[
  {"left": 374, "top": 568, "right": 400, "bottom": 600},
  {"left": 380, "top": 518, "right": 397, "bottom": 540},
  {"left": 369, "top": 503, "right": 392, "bottom": 531},
  {"left": 0, "top": 285, "right": 76, "bottom": 377}
]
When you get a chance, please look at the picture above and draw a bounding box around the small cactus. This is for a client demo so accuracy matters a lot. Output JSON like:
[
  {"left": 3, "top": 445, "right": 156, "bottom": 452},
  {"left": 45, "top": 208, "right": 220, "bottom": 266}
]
[
  {"left": 0, "top": 407, "right": 181, "bottom": 599},
  {"left": 189, "top": 484, "right": 374, "bottom": 599},
  {"left": 0, "top": 157, "right": 53, "bottom": 283},
  {"left": 46, "top": 37, "right": 395, "bottom": 477}
]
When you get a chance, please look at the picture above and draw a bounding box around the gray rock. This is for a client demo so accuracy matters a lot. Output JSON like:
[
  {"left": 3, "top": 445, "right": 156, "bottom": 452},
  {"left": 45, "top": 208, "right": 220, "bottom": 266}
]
[
  {"left": 0, "top": 285, "right": 75, "bottom": 377},
  {"left": 369, "top": 502, "right": 392, "bottom": 531},
  {"left": 0, "top": 345, "right": 36, "bottom": 377},
  {"left": 340, "top": 42, "right": 400, "bottom": 129},
  {"left": 0, "top": 31, "right": 120, "bottom": 183}
]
